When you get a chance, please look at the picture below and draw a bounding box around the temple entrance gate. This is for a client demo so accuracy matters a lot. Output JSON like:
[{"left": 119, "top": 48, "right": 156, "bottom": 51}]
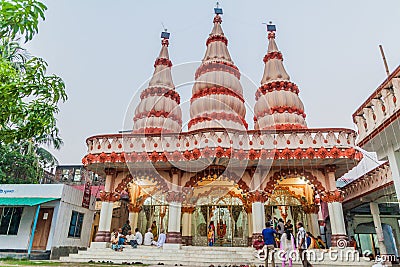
[{"left": 192, "top": 196, "right": 249, "bottom": 247}]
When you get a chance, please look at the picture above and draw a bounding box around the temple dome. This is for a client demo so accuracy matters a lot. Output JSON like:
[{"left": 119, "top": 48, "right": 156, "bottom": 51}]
[
  {"left": 188, "top": 12, "right": 247, "bottom": 131},
  {"left": 254, "top": 27, "right": 307, "bottom": 130},
  {"left": 132, "top": 35, "right": 182, "bottom": 134}
]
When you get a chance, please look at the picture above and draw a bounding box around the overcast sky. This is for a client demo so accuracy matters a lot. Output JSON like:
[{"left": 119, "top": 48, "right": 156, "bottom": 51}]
[{"left": 25, "top": 0, "right": 400, "bottom": 169}]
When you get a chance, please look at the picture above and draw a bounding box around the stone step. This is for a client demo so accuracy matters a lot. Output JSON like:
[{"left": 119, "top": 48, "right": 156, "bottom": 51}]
[
  {"left": 61, "top": 246, "right": 374, "bottom": 267},
  {"left": 79, "top": 250, "right": 252, "bottom": 257},
  {"left": 62, "top": 257, "right": 256, "bottom": 264}
]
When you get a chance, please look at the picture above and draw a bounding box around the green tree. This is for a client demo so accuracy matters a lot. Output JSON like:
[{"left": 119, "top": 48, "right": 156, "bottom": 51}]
[{"left": 0, "top": 0, "right": 67, "bottom": 183}]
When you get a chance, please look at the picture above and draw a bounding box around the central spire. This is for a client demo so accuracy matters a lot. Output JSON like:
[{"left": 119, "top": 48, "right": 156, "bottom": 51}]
[
  {"left": 254, "top": 24, "right": 307, "bottom": 130},
  {"left": 188, "top": 6, "right": 247, "bottom": 131}
]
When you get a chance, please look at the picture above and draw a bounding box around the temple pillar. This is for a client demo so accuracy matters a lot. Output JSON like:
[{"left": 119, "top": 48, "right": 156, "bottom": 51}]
[
  {"left": 303, "top": 204, "right": 320, "bottom": 237},
  {"left": 250, "top": 192, "right": 266, "bottom": 242},
  {"left": 252, "top": 202, "right": 265, "bottom": 240},
  {"left": 181, "top": 207, "right": 195, "bottom": 245},
  {"left": 370, "top": 202, "right": 389, "bottom": 256},
  {"left": 245, "top": 204, "right": 253, "bottom": 246},
  {"left": 93, "top": 168, "right": 119, "bottom": 248},
  {"left": 323, "top": 166, "right": 348, "bottom": 247},
  {"left": 128, "top": 204, "right": 140, "bottom": 230},
  {"left": 165, "top": 189, "right": 183, "bottom": 249},
  {"left": 323, "top": 190, "right": 347, "bottom": 247}
]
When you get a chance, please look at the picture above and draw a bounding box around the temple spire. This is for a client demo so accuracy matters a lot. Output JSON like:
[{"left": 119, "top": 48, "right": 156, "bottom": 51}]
[
  {"left": 188, "top": 6, "right": 247, "bottom": 131},
  {"left": 132, "top": 31, "right": 182, "bottom": 134},
  {"left": 254, "top": 24, "right": 307, "bottom": 130}
]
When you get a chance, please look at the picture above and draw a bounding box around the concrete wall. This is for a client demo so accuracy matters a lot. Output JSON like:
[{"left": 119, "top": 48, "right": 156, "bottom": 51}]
[
  {"left": 0, "top": 206, "right": 35, "bottom": 250},
  {"left": 48, "top": 185, "right": 94, "bottom": 258}
]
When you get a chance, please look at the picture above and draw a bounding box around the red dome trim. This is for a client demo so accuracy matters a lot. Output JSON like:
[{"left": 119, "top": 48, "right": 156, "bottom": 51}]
[
  {"left": 154, "top": 58, "right": 172, "bottom": 68},
  {"left": 191, "top": 86, "right": 244, "bottom": 103},
  {"left": 255, "top": 106, "right": 306, "bottom": 118},
  {"left": 255, "top": 82, "right": 299, "bottom": 100},
  {"left": 133, "top": 110, "right": 182, "bottom": 124},
  {"left": 259, "top": 124, "right": 307, "bottom": 130},
  {"left": 132, "top": 127, "right": 174, "bottom": 134},
  {"left": 188, "top": 112, "right": 248, "bottom": 129},
  {"left": 140, "top": 87, "right": 180, "bottom": 104},
  {"left": 263, "top": 51, "right": 283, "bottom": 63},
  {"left": 206, "top": 35, "right": 228, "bottom": 46},
  {"left": 195, "top": 61, "right": 240, "bottom": 79}
]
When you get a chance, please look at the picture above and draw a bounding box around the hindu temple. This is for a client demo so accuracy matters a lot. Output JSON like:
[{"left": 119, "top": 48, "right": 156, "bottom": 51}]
[{"left": 81, "top": 7, "right": 363, "bottom": 251}]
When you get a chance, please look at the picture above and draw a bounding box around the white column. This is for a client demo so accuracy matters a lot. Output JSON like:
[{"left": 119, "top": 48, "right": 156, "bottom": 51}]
[
  {"left": 308, "top": 213, "right": 320, "bottom": 237},
  {"left": 168, "top": 202, "right": 182, "bottom": 233},
  {"left": 98, "top": 202, "right": 113, "bottom": 232},
  {"left": 387, "top": 146, "right": 400, "bottom": 203},
  {"left": 329, "top": 202, "right": 346, "bottom": 235},
  {"left": 164, "top": 201, "right": 182, "bottom": 249},
  {"left": 182, "top": 212, "right": 190, "bottom": 237},
  {"left": 327, "top": 200, "right": 348, "bottom": 248},
  {"left": 181, "top": 209, "right": 193, "bottom": 245},
  {"left": 370, "top": 202, "right": 388, "bottom": 256},
  {"left": 92, "top": 169, "right": 116, "bottom": 248},
  {"left": 247, "top": 212, "right": 253, "bottom": 238},
  {"left": 129, "top": 210, "right": 139, "bottom": 230},
  {"left": 252, "top": 202, "right": 265, "bottom": 235},
  {"left": 327, "top": 202, "right": 338, "bottom": 235}
]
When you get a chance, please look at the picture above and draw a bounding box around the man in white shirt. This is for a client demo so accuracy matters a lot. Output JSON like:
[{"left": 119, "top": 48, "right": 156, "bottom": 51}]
[
  {"left": 143, "top": 228, "right": 153, "bottom": 246},
  {"left": 152, "top": 229, "right": 166, "bottom": 247},
  {"left": 135, "top": 228, "right": 143, "bottom": 245},
  {"left": 125, "top": 230, "right": 138, "bottom": 248},
  {"left": 296, "top": 222, "right": 312, "bottom": 267}
]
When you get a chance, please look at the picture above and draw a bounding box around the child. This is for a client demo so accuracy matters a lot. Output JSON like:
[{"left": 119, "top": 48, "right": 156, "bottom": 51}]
[{"left": 207, "top": 227, "right": 215, "bottom": 246}]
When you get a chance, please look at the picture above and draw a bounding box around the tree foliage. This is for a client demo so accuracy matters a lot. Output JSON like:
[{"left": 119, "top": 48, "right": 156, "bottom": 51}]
[{"left": 0, "top": 0, "right": 67, "bottom": 183}]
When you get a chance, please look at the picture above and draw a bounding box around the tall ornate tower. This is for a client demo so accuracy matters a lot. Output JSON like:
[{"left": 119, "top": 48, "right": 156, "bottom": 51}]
[
  {"left": 254, "top": 24, "right": 307, "bottom": 130},
  {"left": 133, "top": 32, "right": 182, "bottom": 134},
  {"left": 188, "top": 7, "right": 247, "bottom": 131}
]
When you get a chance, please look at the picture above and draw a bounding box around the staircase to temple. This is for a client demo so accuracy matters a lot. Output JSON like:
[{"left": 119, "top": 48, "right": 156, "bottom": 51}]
[{"left": 60, "top": 245, "right": 375, "bottom": 267}]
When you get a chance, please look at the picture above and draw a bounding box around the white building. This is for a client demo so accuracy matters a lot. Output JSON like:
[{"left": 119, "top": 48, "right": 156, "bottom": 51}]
[{"left": 0, "top": 184, "right": 95, "bottom": 259}]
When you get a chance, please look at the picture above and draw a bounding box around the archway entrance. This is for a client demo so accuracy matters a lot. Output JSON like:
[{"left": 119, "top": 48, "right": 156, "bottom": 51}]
[
  {"left": 193, "top": 195, "right": 249, "bottom": 247},
  {"left": 266, "top": 186, "right": 306, "bottom": 228},
  {"left": 264, "top": 175, "right": 321, "bottom": 237}
]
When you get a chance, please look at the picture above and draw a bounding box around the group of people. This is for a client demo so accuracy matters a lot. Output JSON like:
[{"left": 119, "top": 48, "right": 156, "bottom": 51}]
[
  {"left": 253, "top": 218, "right": 326, "bottom": 267},
  {"left": 110, "top": 220, "right": 166, "bottom": 251}
]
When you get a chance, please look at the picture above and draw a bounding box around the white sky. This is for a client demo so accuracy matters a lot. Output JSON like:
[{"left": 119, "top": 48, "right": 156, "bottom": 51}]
[{"left": 25, "top": 0, "right": 400, "bottom": 165}]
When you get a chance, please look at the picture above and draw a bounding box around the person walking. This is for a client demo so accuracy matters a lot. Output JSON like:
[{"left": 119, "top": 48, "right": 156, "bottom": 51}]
[
  {"left": 296, "top": 222, "right": 312, "bottom": 267},
  {"left": 280, "top": 229, "right": 295, "bottom": 267},
  {"left": 262, "top": 222, "right": 277, "bottom": 266}
]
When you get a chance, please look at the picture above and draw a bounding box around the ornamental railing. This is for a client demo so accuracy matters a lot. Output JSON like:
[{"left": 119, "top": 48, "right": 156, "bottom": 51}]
[
  {"left": 353, "top": 66, "right": 400, "bottom": 146},
  {"left": 83, "top": 128, "right": 358, "bottom": 164}
]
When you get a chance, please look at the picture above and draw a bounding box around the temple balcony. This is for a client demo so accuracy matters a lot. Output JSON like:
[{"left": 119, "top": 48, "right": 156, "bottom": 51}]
[
  {"left": 353, "top": 66, "right": 400, "bottom": 157},
  {"left": 342, "top": 162, "right": 395, "bottom": 210},
  {"left": 82, "top": 128, "right": 361, "bottom": 178}
]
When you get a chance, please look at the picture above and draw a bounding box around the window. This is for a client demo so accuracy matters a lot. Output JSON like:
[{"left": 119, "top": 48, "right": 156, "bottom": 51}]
[
  {"left": 73, "top": 169, "right": 81, "bottom": 182},
  {"left": 68, "top": 211, "right": 84, "bottom": 238},
  {"left": 0, "top": 207, "right": 23, "bottom": 235},
  {"left": 62, "top": 169, "right": 70, "bottom": 181}
]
